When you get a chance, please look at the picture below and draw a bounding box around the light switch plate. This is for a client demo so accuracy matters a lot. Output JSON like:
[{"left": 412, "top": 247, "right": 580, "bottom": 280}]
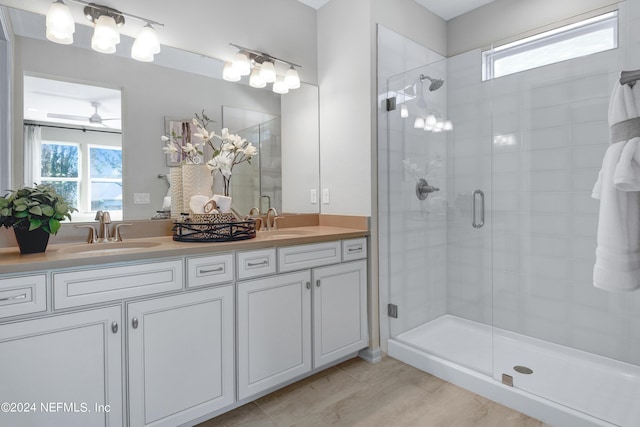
[
  {"left": 322, "top": 188, "right": 330, "bottom": 204},
  {"left": 133, "top": 193, "right": 150, "bottom": 204},
  {"left": 310, "top": 189, "right": 317, "bottom": 204}
]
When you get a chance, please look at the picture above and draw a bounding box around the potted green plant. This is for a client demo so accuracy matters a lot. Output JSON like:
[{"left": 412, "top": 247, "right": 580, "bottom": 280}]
[{"left": 0, "top": 184, "right": 77, "bottom": 254}]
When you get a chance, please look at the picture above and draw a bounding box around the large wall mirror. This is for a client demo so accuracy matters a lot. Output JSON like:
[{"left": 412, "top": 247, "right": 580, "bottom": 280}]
[{"left": 6, "top": 7, "right": 320, "bottom": 220}]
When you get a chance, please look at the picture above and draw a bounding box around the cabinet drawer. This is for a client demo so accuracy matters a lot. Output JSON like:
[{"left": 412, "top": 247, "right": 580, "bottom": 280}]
[
  {"left": 342, "top": 238, "right": 367, "bottom": 262},
  {"left": 278, "top": 241, "right": 341, "bottom": 273},
  {"left": 0, "top": 275, "right": 46, "bottom": 319},
  {"left": 237, "top": 248, "right": 276, "bottom": 280},
  {"left": 53, "top": 260, "right": 183, "bottom": 309},
  {"left": 187, "top": 253, "right": 234, "bottom": 288}
]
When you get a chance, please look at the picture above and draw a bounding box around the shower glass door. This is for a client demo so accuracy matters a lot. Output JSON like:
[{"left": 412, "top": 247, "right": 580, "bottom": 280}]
[{"left": 383, "top": 57, "right": 495, "bottom": 375}]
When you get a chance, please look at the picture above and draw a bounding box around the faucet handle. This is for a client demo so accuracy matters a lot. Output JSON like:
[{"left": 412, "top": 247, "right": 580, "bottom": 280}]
[
  {"left": 102, "top": 211, "right": 112, "bottom": 224},
  {"left": 95, "top": 210, "right": 103, "bottom": 222},
  {"left": 75, "top": 225, "right": 98, "bottom": 243},
  {"left": 113, "top": 223, "right": 132, "bottom": 242},
  {"left": 273, "top": 216, "right": 285, "bottom": 230},
  {"left": 249, "top": 207, "right": 261, "bottom": 215}
]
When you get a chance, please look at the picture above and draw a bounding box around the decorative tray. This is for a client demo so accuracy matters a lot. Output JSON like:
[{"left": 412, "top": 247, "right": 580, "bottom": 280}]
[{"left": 172, "top": 218, "right": 257, "bottom": 242}]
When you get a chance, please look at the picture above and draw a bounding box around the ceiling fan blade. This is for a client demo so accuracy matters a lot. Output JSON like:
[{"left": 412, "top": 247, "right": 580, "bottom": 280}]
[{"left": 47, "top": 113, "right": 89, "bottom": 121}]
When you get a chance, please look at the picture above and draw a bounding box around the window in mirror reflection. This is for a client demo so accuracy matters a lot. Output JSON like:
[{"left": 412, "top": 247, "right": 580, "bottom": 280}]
[{"left": 38, "top": 139, "right": 122, "bottom": 218}]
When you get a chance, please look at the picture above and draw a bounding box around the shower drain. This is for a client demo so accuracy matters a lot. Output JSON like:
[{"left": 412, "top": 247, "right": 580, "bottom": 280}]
[{"left": 513, "top": 365, "right": 533, "bottom": 374}]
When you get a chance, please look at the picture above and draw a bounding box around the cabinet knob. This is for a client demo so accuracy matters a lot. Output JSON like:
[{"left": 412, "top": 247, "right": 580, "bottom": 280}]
[
  {"left": 306, "top": 282, "right": 311, "bottom": 290},
  {"left": 132, "top": 317, "right": 139, "bottom": 329},
  {"left": 111, "top": 321, "right": 118, "bottom": 334},
  {"left": 316, "top": 280, "right": 321, "bottom": 288}
]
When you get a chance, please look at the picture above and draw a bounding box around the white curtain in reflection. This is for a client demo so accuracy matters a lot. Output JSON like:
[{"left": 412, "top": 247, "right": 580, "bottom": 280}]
[{"left": 23, "top": 124, "right": 41, "bottom": 186}]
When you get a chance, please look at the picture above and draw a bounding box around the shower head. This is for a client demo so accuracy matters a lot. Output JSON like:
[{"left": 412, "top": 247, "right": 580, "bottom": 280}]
[{"left": 420, "top": 74, "right": 444, "bottom": 91}]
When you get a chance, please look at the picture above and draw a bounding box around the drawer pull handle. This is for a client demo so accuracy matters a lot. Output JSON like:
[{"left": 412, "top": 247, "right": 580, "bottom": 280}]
[
  {"left": 247, "top": 260, "right": 268, "bottom": 267},
  {"left": 0, "top": 293, "right": 27, "bottom": 302},
  {"left": 316, "top": 280, "right": 321, "bottom": 288},
  {"left": 199, "top": 267, "right": 224, "bottom": 274},
  {"left": 111, "top": 322, "right": 118, "bottom": 334},
  {"left": 348, "top": 247, "right": 362, "bottom": 252},
  {"left": 306, "top": 282, "right": 311, "bottom": 290},
  {"left": 132, "top": 317, "right": 139, "bottom": 329}
]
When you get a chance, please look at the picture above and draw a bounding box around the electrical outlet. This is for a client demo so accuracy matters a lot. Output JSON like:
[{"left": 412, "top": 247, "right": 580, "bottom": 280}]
[
  {"left": 133, "top": 193, "right": 150, "bottom": 204},
  {"left": 322, "top": 188, "right": 330, "bottom": 204},
  {"left": 310, "top": 189, "right": 317, "bottom": 204}
]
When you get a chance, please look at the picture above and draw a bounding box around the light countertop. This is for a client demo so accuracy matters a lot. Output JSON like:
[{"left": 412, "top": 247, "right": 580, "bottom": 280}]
[{"left": 0, "top": 226, "right": 368, "bottom": 275}]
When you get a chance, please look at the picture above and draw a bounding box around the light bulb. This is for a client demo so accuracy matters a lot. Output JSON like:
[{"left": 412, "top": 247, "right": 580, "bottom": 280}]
[
  {"left": 435, "top": 118, "right": 445, "bottom": 130},
  {"left": 400, "top": 105, "right": 409, "bottom": 118},
  {"left": 273, "top": 76, "right": 289, "bottom": 94},
  {"left": 250, "top": 68, "right": 266, "bottom": 88},
  {"left": 284, "top": 66, "right": 300, "bottom": 89},
  {"left": 91, "top": 15, "right": 120, "bottom": 54},
  {"left": 444, "top": 120, "right": 453, "bottom": 131},
  {"left": 46, "top": 0, "right": 75, "bottom": 45},
  {"left": 131, "top": 24, "right": 160, "bottom": 62},
  {"left": 233, "top": 52, "right": 251, "bottom": 76},
  {"left": 425, "top": 114, "right": 437, "bottom": 126},
  {"left": 414, "top": 117, "right": 425, "bottom": 129},
  {"left": 222, "top": 61, "right": 241, "bottom": 82},
  {"left": 259, "top": 61, "right": 277, "bottom": 83}
]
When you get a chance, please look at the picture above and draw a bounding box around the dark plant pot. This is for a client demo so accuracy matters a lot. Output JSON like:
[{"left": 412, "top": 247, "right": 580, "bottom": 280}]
[{"left": 13, "top": 225, "right": 51, "bottom": 254}]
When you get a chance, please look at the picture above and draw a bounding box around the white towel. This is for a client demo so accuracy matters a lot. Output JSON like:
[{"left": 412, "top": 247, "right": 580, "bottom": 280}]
[{"left": 592, "top": 82, "right": 640, "bottom": 291}]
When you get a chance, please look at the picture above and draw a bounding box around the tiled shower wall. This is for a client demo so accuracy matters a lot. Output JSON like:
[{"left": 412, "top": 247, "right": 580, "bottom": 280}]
[{"left": 447, "top": 0, "right": 640, "bottom": 365}]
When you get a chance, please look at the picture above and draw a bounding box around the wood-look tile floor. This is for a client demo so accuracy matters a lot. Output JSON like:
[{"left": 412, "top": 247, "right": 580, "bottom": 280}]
[{"left": 198, "top": 356, "right": 542, "bottom": 427}]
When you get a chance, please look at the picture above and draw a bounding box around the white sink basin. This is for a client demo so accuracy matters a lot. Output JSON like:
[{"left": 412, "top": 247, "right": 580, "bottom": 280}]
[
  {"left": 261, "top": 229, "right": 315, "bottom": 239},
  {"left": 59, "top": 241, "right": 162, "bottom": 255}
]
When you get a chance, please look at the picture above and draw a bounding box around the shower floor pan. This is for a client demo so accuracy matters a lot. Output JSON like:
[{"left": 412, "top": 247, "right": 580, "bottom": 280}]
[{"left": 389, "top": 315, "right": 640, "bottom": 427}]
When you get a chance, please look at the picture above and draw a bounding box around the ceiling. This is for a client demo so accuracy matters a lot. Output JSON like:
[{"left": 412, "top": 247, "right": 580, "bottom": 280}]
[
  {"left": 413, "top": 0, "right": 496, "bottom": 20},
  {"left": 294, "top": 0, "right": 495, "bottom": 20},
  {"left": 24, "top": 76, "right": 122, "bottom": 130}
]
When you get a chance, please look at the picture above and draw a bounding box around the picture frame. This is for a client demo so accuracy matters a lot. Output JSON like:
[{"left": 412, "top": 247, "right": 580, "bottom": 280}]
[{"left": 164, "top": 117, "right": 202, "bottom": 166}]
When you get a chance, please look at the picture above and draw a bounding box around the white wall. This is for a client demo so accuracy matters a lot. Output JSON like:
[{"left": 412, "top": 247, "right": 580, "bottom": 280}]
[
  {"left": 281, "top": 84, "right": 320, "bottom": 213},
  {"left": 13, "top": 36, "right": 280, "bottom": 219},
  {"left": 317, "top": 0, "right": 446, "bottom": 217},
  {"left": 317, "top": 0, "right": 373, "bottom": 216},
  {"left": 447, "top": 0, "right": 620, "bottom": 56}
]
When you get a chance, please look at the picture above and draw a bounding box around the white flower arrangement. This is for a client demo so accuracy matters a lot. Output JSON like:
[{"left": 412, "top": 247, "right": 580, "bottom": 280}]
[
  {"left": 161, "top": 121, "right": 204, "bottom": 164},
  {"left": 161, "top": 111, "right": 258, "bottom": 197},
  {"left": 193, "top": 111, "right": 258, "bottom": 197}
]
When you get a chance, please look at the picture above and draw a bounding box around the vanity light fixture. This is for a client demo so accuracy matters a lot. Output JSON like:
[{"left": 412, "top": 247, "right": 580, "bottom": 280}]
[
  {"left": 45, "top": 0, "right": 164, "bottom": 62},
  {"left": 46, "top": 0, "right": 75, "bottom": 44},
  {"left": 224, "top": 43, "right": 302, "bottom": 94}
]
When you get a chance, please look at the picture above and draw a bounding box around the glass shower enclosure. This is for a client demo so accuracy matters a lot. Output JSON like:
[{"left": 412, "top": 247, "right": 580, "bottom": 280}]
[{"left": 382, "top": 8, "right": 640, "bottom": 426}]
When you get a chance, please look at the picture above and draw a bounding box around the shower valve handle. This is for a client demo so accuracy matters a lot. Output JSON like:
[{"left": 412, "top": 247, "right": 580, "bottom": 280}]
[{"left": 416, "top": 178, "right": 439, "bottom": 201}]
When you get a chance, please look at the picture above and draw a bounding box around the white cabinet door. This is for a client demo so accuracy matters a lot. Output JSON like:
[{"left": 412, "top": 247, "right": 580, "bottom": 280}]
[
  {"left": 127, "top": 286, "right": 234, "bottom": 427},
  {"left": 313, "top": 260, "right": 368, "bottom": 369},
  {"left": 0, "top": 306, "right": 123, "bottom": 427},
  {"left": 237, "top": 270, "right": 312, "bottom": 400}
]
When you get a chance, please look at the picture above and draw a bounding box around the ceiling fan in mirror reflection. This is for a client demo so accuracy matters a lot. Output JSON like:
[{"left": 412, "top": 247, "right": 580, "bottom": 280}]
[{"left": 47, "top": 101, "right": 121, "bottom": 128}]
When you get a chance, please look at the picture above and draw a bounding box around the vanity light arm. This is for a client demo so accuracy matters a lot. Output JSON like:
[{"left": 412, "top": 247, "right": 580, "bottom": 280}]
[
  {"left": 229, "top": 43, "right": 301, "bottom": 69},
  {"left": 67, "top": 0, "right": 165, "bottom": 27}
]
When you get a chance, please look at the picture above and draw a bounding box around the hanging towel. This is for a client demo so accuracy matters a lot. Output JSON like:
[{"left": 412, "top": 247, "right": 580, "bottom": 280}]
[{"left": 592, "top": 81, "right": 640, "bottom": 291}]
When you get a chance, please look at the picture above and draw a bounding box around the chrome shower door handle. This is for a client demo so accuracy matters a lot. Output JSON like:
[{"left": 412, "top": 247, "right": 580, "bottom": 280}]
[{"left": 472, "top": 190, "right": 485, "bottom": 228}]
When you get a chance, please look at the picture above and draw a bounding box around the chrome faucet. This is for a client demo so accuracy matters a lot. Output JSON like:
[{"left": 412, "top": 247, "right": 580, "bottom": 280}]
[
  {"left": 245, "top": 207, "right": 263, "bottom": 231},
  {"left": 95, "top": 210, "right": 112, "bottom": 242},
  {"left": 266, "top": 207, "right": 284, "bottom": 231}
]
